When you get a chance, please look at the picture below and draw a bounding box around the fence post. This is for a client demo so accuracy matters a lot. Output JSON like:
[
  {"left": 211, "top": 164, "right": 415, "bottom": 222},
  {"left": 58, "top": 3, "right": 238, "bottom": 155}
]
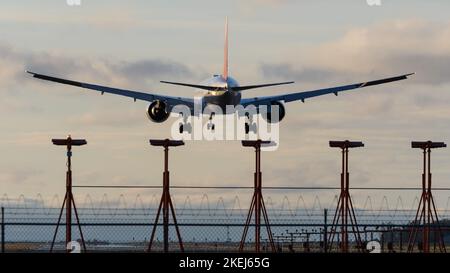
[
  {"left": 1, "top": 207, "right": 5, "bottom": 253},
  {"left": 324, "top": 209, "right": 328, "bottom": 253}
]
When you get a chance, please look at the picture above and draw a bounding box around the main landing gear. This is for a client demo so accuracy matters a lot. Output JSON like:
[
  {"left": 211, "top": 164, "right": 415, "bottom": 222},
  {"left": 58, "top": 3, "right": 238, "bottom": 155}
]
[
  {"left": 178, "top": 112, "right": 258, "bottom": 135},
  {"left": 179, "top": 113, "right": 192, "bottom": 134},
  {"left": 207, "top": 112, "right": 215, "bottom": 131},
  {"left": 245, "top": 113, "right": 257, "bottom": 135}
]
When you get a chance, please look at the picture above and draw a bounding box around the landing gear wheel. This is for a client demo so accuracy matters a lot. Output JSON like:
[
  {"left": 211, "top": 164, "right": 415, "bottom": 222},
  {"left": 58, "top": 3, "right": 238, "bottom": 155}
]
[
  {"left": 179, "top": 122, "right": 192, "bottom": 134},
  {"left": 245, "top": 122, "right": 258, "bottom": 134},
  {"left": 179, "top": 123, "right": 184, "bottom": 134},
  {"left": 207, "top": 122, "right": 215, "bottom": 131},
  {"left": 187, "top": 122, "right": 192, "bottom": 134}
]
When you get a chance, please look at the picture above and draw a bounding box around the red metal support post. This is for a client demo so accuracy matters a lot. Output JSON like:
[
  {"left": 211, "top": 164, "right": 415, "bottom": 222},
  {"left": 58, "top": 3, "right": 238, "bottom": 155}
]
[
  {"left": 408, "top": 141, "right": 446, "bottom": 253},
  {"left": 328, "top": 140, "right": 364, "bottom": 253},
  {"left": 50, "top": 135, "right": 87, "bottom": 253},
  {"left": 66, "top": 144, "right": 72, "bottom": 249},
  {"left": 147, "top": 139, "right": 184, "bottom": 253},
  {"left": 239, "top": 140, "right": 276, "bottom": 252}
]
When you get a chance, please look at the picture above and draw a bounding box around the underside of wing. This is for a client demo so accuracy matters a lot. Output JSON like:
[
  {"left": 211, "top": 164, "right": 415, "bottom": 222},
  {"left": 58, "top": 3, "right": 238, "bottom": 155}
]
[
  {"left": 241, "top": 73, "right": 414, "bottom": 107},
  {"left": 27, "top": 71, "right": 195, "bottom": 112}
]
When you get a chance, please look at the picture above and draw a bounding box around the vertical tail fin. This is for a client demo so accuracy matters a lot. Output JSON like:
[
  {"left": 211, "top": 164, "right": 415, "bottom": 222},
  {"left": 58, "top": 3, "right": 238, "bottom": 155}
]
[{"left": 223, "top": 17, "right": 228, "bottom": 80}]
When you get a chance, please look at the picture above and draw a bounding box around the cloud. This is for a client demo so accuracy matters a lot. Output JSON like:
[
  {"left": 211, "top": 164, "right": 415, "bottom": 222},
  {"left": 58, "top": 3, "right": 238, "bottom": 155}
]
[
  {"left": 0, "top": 6, "right": 140, "bottom": 30},
  {"left": 0, "top": 43, "right": 26, "bottom": 89},
  {"left": 387, "top": 53, "right": 450, "bottom": 85},
  {"left": 261, "top": 19, "right": 450, "bottom": 85},
  {"left": 0, "top": 41, "right": 200, "bottom": 117},
  {"left": 0, "top": 41, "right": 198, "bottom": 91},
  {"left": 237, "top": 0, "right": 295, "bottom": 12},
  {"left": 0, "top": 169, "right": 41, "bottom": 185},
  {"left": 117, "top": 59, "right": 193, "bottom": 80},
  {"left": 66, "top": 109, "right": 144, "bottom": 128},
  {"left": 248, "top": 0, "right": 294, "bottom": 5},
  {"left": 25, "top": 54, "right": 196, "bottom": 89},
  {"left": 260, "top": 63, "right": 344, "bottom": 83}
]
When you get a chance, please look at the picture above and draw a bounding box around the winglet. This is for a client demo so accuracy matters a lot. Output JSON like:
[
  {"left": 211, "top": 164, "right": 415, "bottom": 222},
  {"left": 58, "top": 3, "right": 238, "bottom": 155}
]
[{"left": 223, "top": 17, "right": 228, "bottom": 80}]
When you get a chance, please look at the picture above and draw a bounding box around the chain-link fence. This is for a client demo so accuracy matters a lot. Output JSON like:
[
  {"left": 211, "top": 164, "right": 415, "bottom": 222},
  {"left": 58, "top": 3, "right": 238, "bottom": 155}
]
[{"left": 2, "top": 187, "right": 450, "bottom": 253}]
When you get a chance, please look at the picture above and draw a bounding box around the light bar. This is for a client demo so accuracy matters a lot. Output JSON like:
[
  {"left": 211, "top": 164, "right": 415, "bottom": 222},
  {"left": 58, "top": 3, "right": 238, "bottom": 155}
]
[
  {"left": 329, "top": 140, "right": 364, "bottom": 149},
  {"left": 411, "top": 141, "right": 446, "bottom": 149},
  {"left": 242, "top": 140, "right": 272, "bottom": 147},
  {"left": 52, "top": 137, "right": 87, "bottom": 146},
  {"left": 149, "top": 139, "right": 185, "bottom": 147}
]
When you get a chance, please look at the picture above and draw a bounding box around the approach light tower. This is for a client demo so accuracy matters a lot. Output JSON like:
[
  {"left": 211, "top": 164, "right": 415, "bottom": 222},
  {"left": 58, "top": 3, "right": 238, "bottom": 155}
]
[
  {"left": 50, "top": 135, "right": 87, "bottom": 253},
  {"left": 408, "top": 141, "right": 447, "bottom": 253},
  {"left": 239, "top": 140, "right": 276, "bottom": 253},
  {"left": 328, "top": 140, "right": 364, "bottom": 253},
  {"left": 147, "top": 139, "right": 185, "bottom": 253}
]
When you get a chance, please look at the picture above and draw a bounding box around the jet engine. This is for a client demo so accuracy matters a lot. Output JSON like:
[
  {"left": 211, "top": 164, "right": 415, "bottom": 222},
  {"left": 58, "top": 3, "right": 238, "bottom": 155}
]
[
  {"left": 146, "top": 100, "right": 170, "bottom": 123},
  {"left": 260, "top": 101, "right": 286, "bottom": 123}
]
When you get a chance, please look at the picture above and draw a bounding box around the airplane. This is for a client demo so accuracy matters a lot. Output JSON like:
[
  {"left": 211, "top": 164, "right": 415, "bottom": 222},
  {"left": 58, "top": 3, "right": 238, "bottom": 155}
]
[{"left": 27, "top": 18, "right": 413, "bottom": 134}]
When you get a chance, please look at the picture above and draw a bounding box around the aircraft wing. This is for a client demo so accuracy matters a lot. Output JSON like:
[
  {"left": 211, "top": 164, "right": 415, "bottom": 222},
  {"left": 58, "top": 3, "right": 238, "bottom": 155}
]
[
  {"left": 27, "top": 71, "right": 195, "bottom": 111},
  {"left": 241, "top": 73, "right": 414, "bottom": 107}
]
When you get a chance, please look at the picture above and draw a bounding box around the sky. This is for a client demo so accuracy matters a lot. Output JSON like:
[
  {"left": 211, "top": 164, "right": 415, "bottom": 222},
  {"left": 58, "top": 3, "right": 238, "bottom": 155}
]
[{"left": 2, "top": 0, "right": 450, "bottom": 210}]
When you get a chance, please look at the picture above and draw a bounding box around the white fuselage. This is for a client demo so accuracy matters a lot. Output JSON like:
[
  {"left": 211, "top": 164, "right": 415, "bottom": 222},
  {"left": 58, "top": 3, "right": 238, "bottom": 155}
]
[{"left": 200, "top": 75, "right": 241, "bottom": 110}]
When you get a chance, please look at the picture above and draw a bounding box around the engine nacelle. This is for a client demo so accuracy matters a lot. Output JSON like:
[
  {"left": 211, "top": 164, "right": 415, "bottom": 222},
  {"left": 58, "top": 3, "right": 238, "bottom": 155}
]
[
  {"left": 260, "top": 101, "right": 286, "bottom": 123},
  {"left": 146, "top": 100, "right": 170, "bottom": 123}
]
